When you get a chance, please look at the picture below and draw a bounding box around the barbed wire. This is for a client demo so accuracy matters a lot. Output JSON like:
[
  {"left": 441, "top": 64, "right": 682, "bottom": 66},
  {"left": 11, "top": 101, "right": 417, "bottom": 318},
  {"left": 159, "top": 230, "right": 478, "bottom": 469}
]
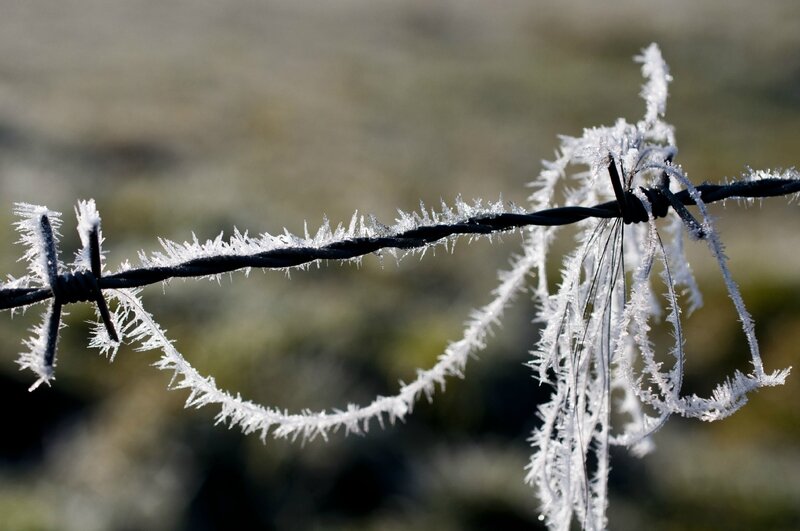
[{"left": 1, "top": 177, "right": 798, "bottom": 321}]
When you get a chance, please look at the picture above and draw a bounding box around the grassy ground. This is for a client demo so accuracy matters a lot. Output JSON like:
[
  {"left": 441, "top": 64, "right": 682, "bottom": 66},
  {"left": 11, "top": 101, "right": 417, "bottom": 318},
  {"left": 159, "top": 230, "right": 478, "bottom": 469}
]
[{"left": 0, "top": 1, "right": 799, "bottom": 529}]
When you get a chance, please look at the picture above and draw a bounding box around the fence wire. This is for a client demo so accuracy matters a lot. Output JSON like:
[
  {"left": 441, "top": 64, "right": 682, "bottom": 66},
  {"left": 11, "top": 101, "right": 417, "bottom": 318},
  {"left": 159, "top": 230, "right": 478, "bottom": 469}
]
[{"left": 1, "top": 177, "right": 798, "bottom": 317}]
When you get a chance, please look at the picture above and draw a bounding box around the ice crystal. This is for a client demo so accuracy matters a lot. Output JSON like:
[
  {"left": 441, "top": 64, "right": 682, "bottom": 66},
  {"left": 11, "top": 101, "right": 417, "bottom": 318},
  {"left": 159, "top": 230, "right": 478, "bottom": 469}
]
[
  {"left": 135, "top": 196, "right": 517, "bottom": 278},
  {"left": 13, "top": 203, "right": 62, "bottom": 287},
  {"left": 74, "top": 199, "right": 103, "bottom": 271}
]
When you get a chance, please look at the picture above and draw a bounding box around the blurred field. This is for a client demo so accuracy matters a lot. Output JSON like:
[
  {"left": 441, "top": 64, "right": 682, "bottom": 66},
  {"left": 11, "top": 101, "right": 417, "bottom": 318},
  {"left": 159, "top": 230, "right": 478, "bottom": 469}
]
[{"left": 0, "top": 1, "right": 799, "bottom": 530}]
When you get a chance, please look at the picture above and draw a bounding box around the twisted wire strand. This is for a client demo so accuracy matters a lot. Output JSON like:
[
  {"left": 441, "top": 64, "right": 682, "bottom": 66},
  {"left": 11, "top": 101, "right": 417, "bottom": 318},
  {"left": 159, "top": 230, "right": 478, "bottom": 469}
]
[{"left": 1, "top": 177, "right": 798, "bottom": 314}]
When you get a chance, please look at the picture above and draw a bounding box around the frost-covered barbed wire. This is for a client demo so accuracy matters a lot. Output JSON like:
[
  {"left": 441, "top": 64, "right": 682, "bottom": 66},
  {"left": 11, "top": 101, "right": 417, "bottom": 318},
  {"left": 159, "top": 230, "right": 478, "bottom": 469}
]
[{"left": 0, "top": 43, "right": 799, "bottom": 530}]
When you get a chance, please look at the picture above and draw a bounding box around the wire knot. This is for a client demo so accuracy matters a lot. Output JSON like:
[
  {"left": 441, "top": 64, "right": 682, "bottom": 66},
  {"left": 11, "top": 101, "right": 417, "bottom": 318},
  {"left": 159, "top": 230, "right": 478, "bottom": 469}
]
[
  {"left": 52, "top": 270, "right": 101, "bottom": 305},
  {"left": 606, "top": 156, "right": 672, "bottom": 224},
  {"left": 620, "top": 187, "right": 671, "bottom": 224}
]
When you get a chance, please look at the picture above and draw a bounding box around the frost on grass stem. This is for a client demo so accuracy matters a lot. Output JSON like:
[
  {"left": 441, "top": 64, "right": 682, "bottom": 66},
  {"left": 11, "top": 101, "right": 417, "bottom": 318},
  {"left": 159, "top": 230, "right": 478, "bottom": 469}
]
[
  {"left": 96, "top": 244, "right": 536, "bottom": 442},
  {"left": 2, "top": 43, "right": 797, "bottom": 530},
  {"left": 522, "top": 43, "right": 790, "bottom": 531}
]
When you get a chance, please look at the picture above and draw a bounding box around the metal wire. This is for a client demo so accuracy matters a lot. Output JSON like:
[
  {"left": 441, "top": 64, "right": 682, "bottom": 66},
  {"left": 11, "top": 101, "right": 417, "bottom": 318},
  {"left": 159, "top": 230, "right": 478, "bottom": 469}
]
[{"left": 1, "top": 177, "right": 798, "bottom": 318}]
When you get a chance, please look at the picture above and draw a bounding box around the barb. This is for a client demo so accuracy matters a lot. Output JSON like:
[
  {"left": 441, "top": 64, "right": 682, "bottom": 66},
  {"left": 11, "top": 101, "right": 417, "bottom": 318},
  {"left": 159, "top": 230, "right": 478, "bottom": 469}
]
[{"left": 1, "top": 177, "right": 798, "bottom": 313}]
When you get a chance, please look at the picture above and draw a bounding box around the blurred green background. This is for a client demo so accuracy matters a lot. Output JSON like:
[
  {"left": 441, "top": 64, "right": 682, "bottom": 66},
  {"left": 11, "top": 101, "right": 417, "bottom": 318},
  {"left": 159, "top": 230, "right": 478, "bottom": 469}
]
[{"left": 0, "top": 1, "right": 799, "bottom": 530}]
